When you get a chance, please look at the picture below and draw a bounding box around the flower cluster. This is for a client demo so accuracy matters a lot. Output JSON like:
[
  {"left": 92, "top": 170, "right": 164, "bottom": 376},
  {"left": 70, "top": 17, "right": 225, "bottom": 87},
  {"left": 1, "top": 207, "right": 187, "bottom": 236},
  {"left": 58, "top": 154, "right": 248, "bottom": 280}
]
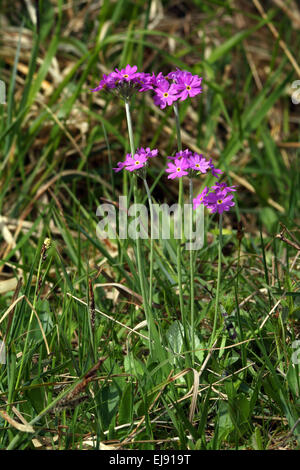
[
  {"left": 113, "top": 147, "right": 158, "bottom": 174},
  {"left": 141, "top": 68, "right": 202, "bottom": 109},
  {"left": 165, "top": 149, "right": 221, "bottom": 180},
  {"left": 90, "top": 65, "right": 148, "bottom": 100},
  {"left": 165, "top": 149, "right": 235, "bottom": 213},
  {"left": 91, "top": 65, "right": 236, "bottom": 214},
  {"left": 91, "top": 64, "right": 202, "bottom": 108},
  {"left": 193, "top": 182, "right": 236, "bottom": 214}
]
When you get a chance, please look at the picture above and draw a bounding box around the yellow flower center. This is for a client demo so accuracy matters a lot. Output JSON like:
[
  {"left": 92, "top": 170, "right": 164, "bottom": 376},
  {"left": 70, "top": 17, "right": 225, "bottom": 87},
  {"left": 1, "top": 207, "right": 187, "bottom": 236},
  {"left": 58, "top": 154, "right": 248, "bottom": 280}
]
[
  {"left": 123, "top": 74, "right": 129, "bottom": 78},
  {"left": 163, "top": 92, "right": 169, "bottom": 97},
  {"left": 186, "top": 85, "right": 191, "bottom": 90},
  {"left": 176, "top": 167, "right": 181, "bottom": 172},
  {"left": 217, "top": 199, "right": 223, "bottom": 204},
  {"left": 135, "top": 160, "right": 140, "bottom": 165}
]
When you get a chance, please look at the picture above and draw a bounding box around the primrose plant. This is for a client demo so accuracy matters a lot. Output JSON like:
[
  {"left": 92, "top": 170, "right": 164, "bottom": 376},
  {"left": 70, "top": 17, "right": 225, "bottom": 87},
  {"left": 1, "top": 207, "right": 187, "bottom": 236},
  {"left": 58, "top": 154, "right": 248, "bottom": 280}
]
[{"left": 91, "top": 64, "right": 236, "bottom": 361}]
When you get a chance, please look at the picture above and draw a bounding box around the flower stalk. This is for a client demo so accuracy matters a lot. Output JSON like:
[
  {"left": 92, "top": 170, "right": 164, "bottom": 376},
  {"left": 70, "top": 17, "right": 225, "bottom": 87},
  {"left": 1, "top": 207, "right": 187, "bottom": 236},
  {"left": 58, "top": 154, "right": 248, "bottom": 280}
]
[
  {"left": 211, "top": 214, "right": 223, "bottom": 342},
  {"left": 189, "top": 176, "right": 195, "bottom": 363},
  {"left": 173, "top": 102, "right": 185, "bottom": 323},
  {"left": 124, "top": 99, "right": 160, "bottom": 357},
  {"left": 173, "top": 101, "right": 192, "bottom": 364},
  {"left": 143, "top": 178, "right": 154, "bottom": 309}
]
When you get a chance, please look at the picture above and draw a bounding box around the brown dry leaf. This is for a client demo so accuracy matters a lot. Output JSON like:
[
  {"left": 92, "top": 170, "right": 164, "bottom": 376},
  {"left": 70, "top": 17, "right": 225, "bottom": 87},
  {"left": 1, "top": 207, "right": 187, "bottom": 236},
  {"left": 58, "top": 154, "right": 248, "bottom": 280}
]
[
  {"left": 76, "top": 438, "right": 120, "bottom": 450},
  {"left": 0, "top": 410, "right": 34, "bottom": 433},
  {"left": 188, "top": 368, "right": 200, "bottom": 423},
  {"left": 99, "top": 442, "right": 119, "bottom": 450},
  {"left": 32, "top": 435, "right": 59, "bottom": 449}
]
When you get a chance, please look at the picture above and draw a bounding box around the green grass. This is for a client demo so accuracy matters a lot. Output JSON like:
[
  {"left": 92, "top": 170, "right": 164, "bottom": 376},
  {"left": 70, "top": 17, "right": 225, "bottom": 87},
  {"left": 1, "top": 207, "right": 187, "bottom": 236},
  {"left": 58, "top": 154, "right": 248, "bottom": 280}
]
[{"left": 0, "top": 0, "right": 299, "bottom": 450}]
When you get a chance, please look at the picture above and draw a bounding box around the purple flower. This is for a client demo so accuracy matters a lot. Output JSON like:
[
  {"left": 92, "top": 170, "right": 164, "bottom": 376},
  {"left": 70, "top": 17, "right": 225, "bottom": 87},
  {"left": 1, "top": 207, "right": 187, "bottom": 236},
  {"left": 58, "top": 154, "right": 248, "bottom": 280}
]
[
  {"left": 90, "top": 74, "right": 116, "bottom": 92},
  {"left": 113, "top": 160, "right": 127, "bottom": 173},
  {"left": 138, "top": 73, "right": 154, "bottom": 92},
  {"left": 137, "top": 147, "right": 159, "bottom": 158},
  {"left": 139, "top": 72, "right": 164, "bottom": 92},
  {"left": 153, "top": 79, "right": 179, "bottom": 109},
  {"left": 113, "top": 147, "right": 158, "bottom": 173},
  {"left": 189, "top": 153, "right": 210, "bottom": 173},
  {"left": 211, "top": 182, "right": 236, "bottom": 194},
  {"left": 193, "top": 182, "right": 236, "bottom": 214},
  {"left": 167, "top": 68, "right": 184, "bottom": 81},
  {"left": 124, "top": 153, "right": 148, "bottom": 171},
  {"left": 205, "top": 189, "right": 235, "bottom": 214},
  {"left": 110, "top": 65, "right": 141, "bottom": 83},
  {"left": 208, "top": 159, "right": 223, "bottom": 179},
  {"left": 113, "top": 153, "right": 134, "bottom": 172},
  {"left": 167, "top": 149, "right": 193, "bottom": 162},
  {"left": 175, "top": 71, "right": 202, "bottom": 101},
  {"left": 211, "top": 182, "right": 237, "bottom": 194},
  {"left": 91, "top": 64, "right": 148, "bottom": 100},
  {"left": 166, "top": 150, "right": 222, "bottom": 178},
  {"left": 165, "top": 158, "right": 189, "bottom": 179},
  {"left": 193, "top": 187, "right": 209, "bottom": 209},
  {"left": 91, "top": 66, "right": 203, "bottom": 106}
]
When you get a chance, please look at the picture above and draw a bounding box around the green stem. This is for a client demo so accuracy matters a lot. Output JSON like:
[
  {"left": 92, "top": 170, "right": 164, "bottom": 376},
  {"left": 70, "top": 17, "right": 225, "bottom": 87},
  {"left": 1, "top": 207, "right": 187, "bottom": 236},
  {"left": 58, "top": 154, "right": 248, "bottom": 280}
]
[
  {"left": 124, "top": 100, "right": 158, "bottom": 357},
  {"left": 124, "top": 100, "right": 136, "bottom": 158},
  {"left": 189, "top": 177, "right": 195, "bottom": 364},
  {"left": 101, "top": 121, "right": 115, "bottom": 200},
  {"left": 143, "top": 178, "right": 154, "bottom": 310},
  {"left": 212, "top": 214, "right": 223, "bottom": 342},
  {"left": 177, "top": 178, "right": 185, "bottom": 319},
  {"left": 173, "top": 101, "right": 182, "bottom": 151},
  {"left": 235, "top": 238, "right": 246, "bottom": 368},
  {"left": 173, "top": 102, "right": 184, "bottom": 321},
  {"left": 173, "top": 102, "right": 190, "bottom": 361}
]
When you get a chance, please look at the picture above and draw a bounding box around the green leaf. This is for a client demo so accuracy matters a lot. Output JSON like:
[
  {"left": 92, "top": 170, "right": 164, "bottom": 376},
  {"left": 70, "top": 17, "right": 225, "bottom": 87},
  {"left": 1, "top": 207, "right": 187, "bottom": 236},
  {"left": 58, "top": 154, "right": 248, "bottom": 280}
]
[
  {"left": 287, "top": 363, "right": 300, "bottom": 397},
  {"left": 25, "top": 379, "right": 45, "bottom": 414},
  {"left": 118, "top": 382, "right": 133, "bottom": 426},
  {"left": 251, "top": 427, "right": 264, "bottom": 450},
  {"left": 124, "top": 353, "right": 145, "bottom": 379},
  {"left": 98, "top": 385, "right": 120, "bottom": 429},
  {"left": 38, "top": 0, "right": 55, "bottom": 42},
  {"left": 166, "top": 321, "right": 184, "bottom": 359},
  {"left": 218, "top": 400, "right": 234, "bottom": 440}
]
